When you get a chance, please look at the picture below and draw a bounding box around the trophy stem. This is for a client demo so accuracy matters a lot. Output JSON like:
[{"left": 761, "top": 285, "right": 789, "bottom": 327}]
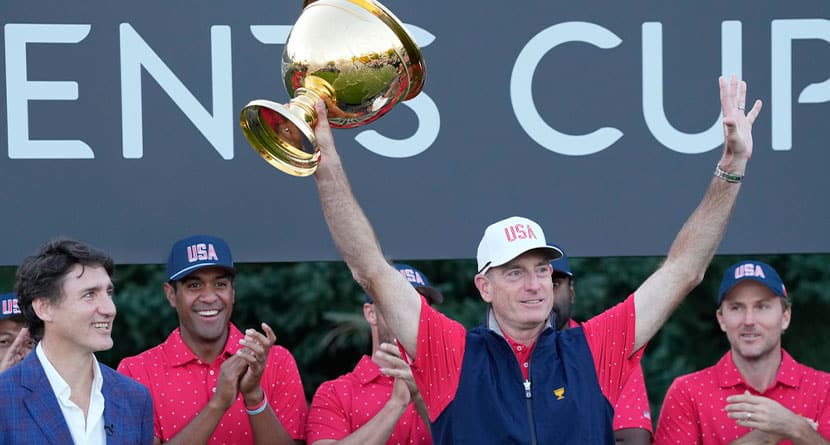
[{"left": 239, "top": 76, "right": 336, "bottom": 176}]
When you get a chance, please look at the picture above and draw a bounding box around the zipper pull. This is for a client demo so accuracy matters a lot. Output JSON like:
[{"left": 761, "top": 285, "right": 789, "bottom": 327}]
[{"left": 523, "top": 379, "right": 532, "bottom": 399}]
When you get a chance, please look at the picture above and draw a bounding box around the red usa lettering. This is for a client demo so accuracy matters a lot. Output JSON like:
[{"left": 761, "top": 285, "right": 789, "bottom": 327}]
[
  {"left": 504, "top": 224, "right": 538, "bottom": 242},
  {"left": 735, "top": 264, "right": 765, "bottom": 279},
  {"left": 187, "top": 243, "right": 219, "bottom": 263}
]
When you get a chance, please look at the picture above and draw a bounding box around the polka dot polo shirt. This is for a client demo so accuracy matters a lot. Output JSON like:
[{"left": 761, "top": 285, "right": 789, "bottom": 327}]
[{"left": 118, "top": 324, "right": 307, "bottom": 444}]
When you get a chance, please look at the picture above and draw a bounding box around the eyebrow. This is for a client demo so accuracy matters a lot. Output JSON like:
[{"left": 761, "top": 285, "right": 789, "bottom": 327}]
[
  {"left": 79, "top": 283, "right": 113, "bottom": 294},
  {"left": 183, "top": 274, "right": 233, "bottom": 283}
]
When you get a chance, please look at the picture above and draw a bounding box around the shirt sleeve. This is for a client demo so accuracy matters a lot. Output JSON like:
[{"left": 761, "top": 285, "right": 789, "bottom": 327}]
[
  {"left": 264, "top": 346, "right": 309, "bottom": 440},
  {"left": 815, "top": 371, "right": 830, "bottom": 440},
  {"left": 653, "top": 376, "right": 702, "bottom": 445},
  {"left": 612, "top": 363, "right": 653, "bottom": 434},
  {"left": 405, "top": 295, "right": 466, "bottom": 422},
  {"left": 306, "top": 380, "right": 350, "bottom": 442},
  {"left": 117, "top": 357, "right": 163, "bottom": 440},
  {"left": 581, "top": 294, "right": 642, "bottom": 405}
]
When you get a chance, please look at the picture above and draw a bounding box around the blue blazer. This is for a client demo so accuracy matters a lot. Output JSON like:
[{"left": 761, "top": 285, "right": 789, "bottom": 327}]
[{"left": 0, "top": 351, "right": 154, "bottom": 444}]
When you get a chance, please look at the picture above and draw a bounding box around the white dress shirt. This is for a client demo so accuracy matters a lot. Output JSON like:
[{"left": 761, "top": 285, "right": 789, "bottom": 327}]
[{"left": 36, "top": 343, "right": 106, "bottom": 445}]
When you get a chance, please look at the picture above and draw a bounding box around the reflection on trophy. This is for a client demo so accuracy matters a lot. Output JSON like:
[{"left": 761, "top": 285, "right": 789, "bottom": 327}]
[{"left": 240, "top": 0, "right": 426, "bottom": 176}]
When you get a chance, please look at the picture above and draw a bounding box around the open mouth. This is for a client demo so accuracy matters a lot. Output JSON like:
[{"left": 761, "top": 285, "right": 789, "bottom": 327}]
[
  {"left": 520, "top": 299, "right": 544, "bottom": 305},
  {"left": 196, "top": 309, "right": 220, "bottom": 317},
  {"left": 92, "top": 322, "right": 111, "bottom": 330}
]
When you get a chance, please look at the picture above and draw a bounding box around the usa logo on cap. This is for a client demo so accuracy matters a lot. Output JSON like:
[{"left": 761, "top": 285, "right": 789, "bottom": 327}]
[
  {"left": 1, "top": 292, "right": 21, "bottom": 319},
  {"left": 717, "top": 260, "right": 787, "bottom": 306},
  {"left": 167, "top": 235, "right": 235, "bottom": 281}
]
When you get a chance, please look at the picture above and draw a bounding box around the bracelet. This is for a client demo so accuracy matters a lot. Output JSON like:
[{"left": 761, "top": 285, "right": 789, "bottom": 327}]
[
  {"left": 714, "top": 165, "right": 743, "bottom": 183},
  {"left": 245, "top": 395, "right": 268, "bottom": 416}
]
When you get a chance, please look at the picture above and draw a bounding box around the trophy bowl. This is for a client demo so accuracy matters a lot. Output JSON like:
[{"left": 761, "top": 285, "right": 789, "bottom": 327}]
[{"left": 240, "top": 0, "right": 426, "bottom": 176}]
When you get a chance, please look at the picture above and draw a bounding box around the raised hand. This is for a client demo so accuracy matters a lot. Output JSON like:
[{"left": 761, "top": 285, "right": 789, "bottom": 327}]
[
  {"left": 0, "top": 327, "right": 34, "bottom": 372},
  {"left": 236, "top": 323, "right": 277, "bottom": 404},
  {"left": 718, "top": 75, "right": 763, "bottom": 173},
  {"left": 210, "top": 354, "right": 248, "bottom": 411},
  {"left": 375, "top": 342, "right": 419, "bottom": 405}
]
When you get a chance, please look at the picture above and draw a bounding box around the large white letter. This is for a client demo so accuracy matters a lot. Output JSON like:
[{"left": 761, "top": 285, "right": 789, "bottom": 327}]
[
  {"left": 642, "top": 21, "right": 742, "bottom": 154},
  {"left": 511, "top": 22, "right": 621, "bottom": 156},
  {"left": 771, "top": 19, "right": 830, "bottom": 151},
  {"left": 5, "top": 23, "right": 94, "bottom": 159},
  {"left": 120, "top": 24, "right": 233, "bottom": 159}
]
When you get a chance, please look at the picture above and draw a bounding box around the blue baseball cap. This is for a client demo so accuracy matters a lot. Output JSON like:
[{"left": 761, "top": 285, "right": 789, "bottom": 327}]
[
  {"left": 167, "top": 235, "right": 235, "bottom": 281},
  {"left": 550, "top": 244, "right": 573, "bottom": 278},
  {"left": 717, "top": 260, "right": 788, "bottom": 306},
  {"left": 366, "top": 263, "right": 444, "bottom": 305},
  {"left": 1, "top": 292, "right": 22, "bottom": 321}
]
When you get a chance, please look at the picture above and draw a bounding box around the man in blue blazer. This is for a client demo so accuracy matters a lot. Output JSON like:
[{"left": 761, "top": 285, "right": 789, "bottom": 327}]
[{"left": 0, "top": 238, "right": 154, "bottom": 444}]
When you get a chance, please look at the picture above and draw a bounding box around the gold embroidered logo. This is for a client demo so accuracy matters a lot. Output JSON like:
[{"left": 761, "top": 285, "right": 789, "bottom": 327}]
[{"left": 553, "top": 387, "right": 565, "bottom": 400}]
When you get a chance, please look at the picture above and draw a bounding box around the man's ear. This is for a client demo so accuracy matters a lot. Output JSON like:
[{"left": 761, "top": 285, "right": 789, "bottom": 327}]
[
  {"left": 363, "top": 303, "right": 377, "bottom": 326},
  {"left": 32, "top": 298, "right": 53, "bottom": 323},
  {"left": 163, "top": 282, "right": 177, "bottom": 308},
  {"left": 475, "top": 274, "right": 493, "bottom": 304},
  {"left": 716, "top": 308, "right": 727, "bottom": 333}
]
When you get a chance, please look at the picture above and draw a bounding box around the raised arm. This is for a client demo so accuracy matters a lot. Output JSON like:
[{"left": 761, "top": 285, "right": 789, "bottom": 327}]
[
  {"left": 632, "top": 75, "right": 762, "bottom": 350},
  {"left": 311, "top": 101, "right": 421, "bottom": 355}
]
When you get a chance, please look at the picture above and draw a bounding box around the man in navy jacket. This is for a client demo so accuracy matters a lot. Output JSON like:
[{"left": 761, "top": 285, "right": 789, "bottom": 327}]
[{"left": 309, "top": 76, "right": 761, "bottom": 443}]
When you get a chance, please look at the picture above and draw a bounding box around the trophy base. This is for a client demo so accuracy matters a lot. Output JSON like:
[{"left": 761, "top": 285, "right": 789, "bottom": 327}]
[{"left": 240, "top": 100, "right": 319, "bottom": 177}]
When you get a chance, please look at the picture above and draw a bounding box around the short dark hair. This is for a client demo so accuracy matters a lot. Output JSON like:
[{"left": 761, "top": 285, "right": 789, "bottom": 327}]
[{"left": 15, "top": 238, "right": 114, "bottom": 341}]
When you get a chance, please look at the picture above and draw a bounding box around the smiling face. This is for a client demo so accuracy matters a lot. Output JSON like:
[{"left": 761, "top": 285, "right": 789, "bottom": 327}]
[
  {"left": 164, "top": 266, "right": 235, "bottom": 354},
  {"left": 475, "top": 250, "right": 554, "bottom": 340},
  {"left": 34, "top": 264, "right": 116, "bottom": 354},
  {"left": 717, "top": 280, "right": 790, "bottom": 363}
]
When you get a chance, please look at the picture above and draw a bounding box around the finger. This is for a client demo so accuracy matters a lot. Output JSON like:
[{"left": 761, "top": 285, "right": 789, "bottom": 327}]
[
  {"left": 240, "top": 331, "right": 267, "bottom": 355},
  {"left": 375, "top": 350, "right": 407, "bottom": 367},
  {"left": 746, "top": 99, "right": 763, "bottom": 124},
  {"left": 220, "top": 355, "right": 249, "bottom": 378},
  {"left": 726, "top": 392, "right": 757, "bottom": 404},
  {"left": 729, "top": 74, "right": 739, "bottom": 106},
  {"left": 314, "top": 100, "right": 331, "bottom": 131},
  {"left": 235, "top": 346, "right": 261, "bottom": 365},
  {"left": 719, "top": 76, "right": 730, "bottom": 114},
  {"left": 261, "top": 322, "right": 277, "bottom": 345},
  {"left": 7, "top": 328, "right": 30, "bottom": 357},
  {"left": 380, "top": 367, "right": 414, "bottom": 380},
  {"left": 379, "top": 342, "right": 402, "bottom": 358},
  {"left": 737, "top": 80, "right": 747, "bottom": 109}
]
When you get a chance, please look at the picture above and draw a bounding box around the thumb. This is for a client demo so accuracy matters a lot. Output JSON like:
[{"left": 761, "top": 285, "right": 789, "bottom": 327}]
[{"left": 314, "top": 100, "right": 330, "bottom": 131}]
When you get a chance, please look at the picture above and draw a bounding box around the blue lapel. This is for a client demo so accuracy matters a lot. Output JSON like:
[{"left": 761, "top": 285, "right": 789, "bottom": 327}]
[
  {"left": 101, "top": 365, "right": 129, "bottom": 441},
  {"left": 19, "top": 353, "right": 74, "bottom": 445}
]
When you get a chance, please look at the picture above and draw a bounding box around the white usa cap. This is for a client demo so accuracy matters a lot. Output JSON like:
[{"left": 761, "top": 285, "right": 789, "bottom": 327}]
[{"left": 476, "top": 216, "right": 562, "bottom": 274}]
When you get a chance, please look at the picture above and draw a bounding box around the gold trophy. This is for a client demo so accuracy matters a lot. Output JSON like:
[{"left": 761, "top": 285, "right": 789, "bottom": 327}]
[{"left": 240, "top": 0, "right": 426, "bottom": 176}]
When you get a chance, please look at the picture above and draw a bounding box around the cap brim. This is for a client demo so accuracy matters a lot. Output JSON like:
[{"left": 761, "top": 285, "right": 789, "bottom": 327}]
[
  {"left": 415, "top": 286, "right": 444, "bottom": 305},
  {"left": 485, "top": 245, "right": 563, "bottom": 273},
  {"left": 169, "top": 263, "right": 236, "bottom": 281},
  {"left": 0, "top": 313, "right": 25, "bottom": 322},
  {"left": 718, "top": 277, "right": 787, "bottom": 306}
]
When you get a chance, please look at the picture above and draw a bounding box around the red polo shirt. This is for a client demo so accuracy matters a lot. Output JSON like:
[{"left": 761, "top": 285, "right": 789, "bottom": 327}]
[
  {"left": 118, "top": 324, "right": 307, "bottom": 444},
  {"left": 655, "top": 350, "right": 830, "bottom": 444},
  {"left": 306, "top": 355, "right": 431, "bottom": 444},
  {"left": 408, "top": 294, "right": 642, "bottom": 422},
  {"left": 567, "top": 319, "right": 653, "bottom": 434}
]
